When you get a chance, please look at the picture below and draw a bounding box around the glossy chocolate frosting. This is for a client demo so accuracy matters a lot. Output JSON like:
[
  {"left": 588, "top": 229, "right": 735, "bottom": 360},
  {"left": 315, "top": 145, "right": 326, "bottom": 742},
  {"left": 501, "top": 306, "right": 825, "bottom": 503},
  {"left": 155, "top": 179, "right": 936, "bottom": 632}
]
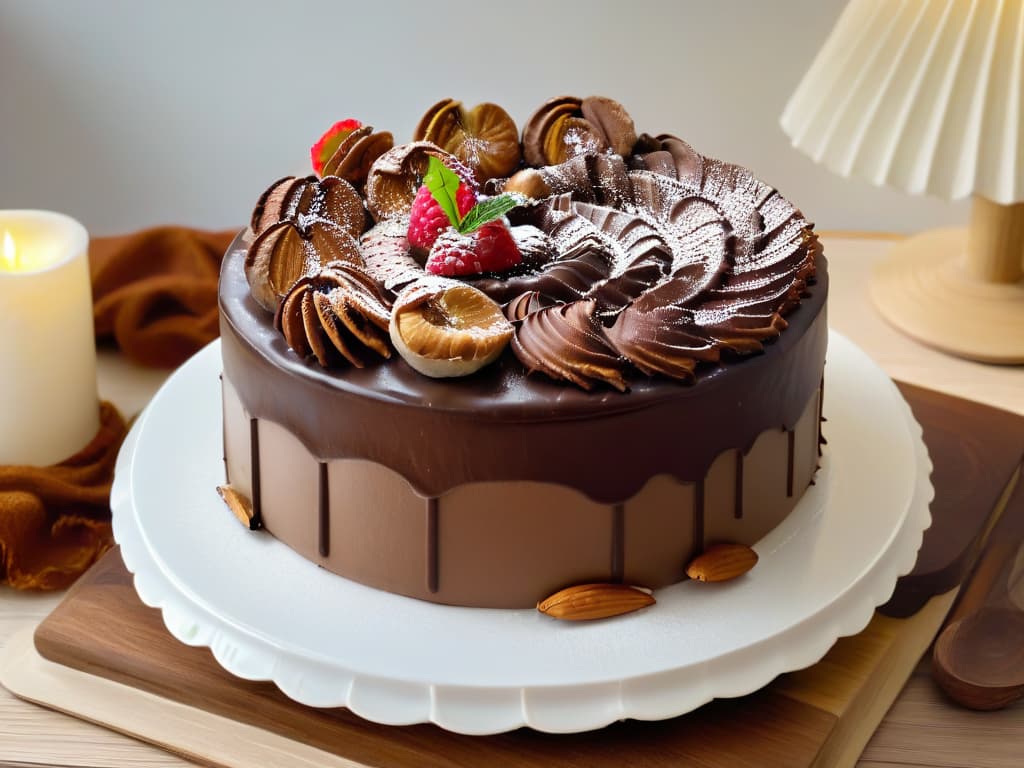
[
  {"left": 511, "top": 298, "right": 629, "bottom": 392},
  {"left": 219, "top": 238, "right": 827, "bottom": 503}
]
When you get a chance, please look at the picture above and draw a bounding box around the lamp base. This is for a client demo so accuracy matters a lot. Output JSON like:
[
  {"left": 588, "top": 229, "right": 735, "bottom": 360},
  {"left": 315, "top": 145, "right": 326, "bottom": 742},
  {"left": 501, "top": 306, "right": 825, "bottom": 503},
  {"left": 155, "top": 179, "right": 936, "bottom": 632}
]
[{"left": 871, "top": 228, "right": 1024, "bottom": 364}]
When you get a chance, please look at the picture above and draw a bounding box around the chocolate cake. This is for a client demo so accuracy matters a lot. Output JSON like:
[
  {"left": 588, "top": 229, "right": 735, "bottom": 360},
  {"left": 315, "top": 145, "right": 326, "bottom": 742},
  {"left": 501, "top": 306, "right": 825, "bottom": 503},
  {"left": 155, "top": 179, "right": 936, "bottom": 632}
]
[{"left": 218, "top": 96, "right": 827, "bottom": 610}]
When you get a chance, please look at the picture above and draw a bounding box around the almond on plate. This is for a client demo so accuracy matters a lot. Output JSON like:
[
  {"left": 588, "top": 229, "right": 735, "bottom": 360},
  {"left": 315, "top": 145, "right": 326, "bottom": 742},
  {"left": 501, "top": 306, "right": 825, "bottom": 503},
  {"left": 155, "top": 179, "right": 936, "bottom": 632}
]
[
  {"left": 537, "top": 583, "right": 655, "bottom": 621},
  {"left": 686, "top": 543, "right": 759, "bottom": 583}
]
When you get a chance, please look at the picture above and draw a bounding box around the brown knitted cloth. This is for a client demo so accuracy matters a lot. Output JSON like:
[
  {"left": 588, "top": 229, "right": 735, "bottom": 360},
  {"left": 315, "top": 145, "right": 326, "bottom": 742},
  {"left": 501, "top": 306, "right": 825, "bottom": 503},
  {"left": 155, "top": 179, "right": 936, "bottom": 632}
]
[
  {"left": 91, "top": 227, "right": 236, "bottom": 367},
  {"left": 0, "top": 403, "right": 128, "bottom": 589}
]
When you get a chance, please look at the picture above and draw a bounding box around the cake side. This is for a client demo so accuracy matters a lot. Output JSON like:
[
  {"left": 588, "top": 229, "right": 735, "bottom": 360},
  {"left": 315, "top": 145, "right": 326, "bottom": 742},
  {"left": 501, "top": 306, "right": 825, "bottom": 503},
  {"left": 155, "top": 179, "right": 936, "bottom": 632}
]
[
  {"left": 221, "top": 361, "right": 823, "bottom": 608},
  {"left": 217, "top": 95, "right": 829, "bottom": 611},
  {"left": 220, "top": 245, "right": 826, "bottom": 607}
]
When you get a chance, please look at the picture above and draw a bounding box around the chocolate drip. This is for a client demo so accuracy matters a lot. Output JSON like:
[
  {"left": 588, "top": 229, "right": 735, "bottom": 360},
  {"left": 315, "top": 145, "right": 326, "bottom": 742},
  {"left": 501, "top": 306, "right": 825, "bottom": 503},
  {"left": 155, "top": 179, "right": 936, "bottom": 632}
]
[
  {"left": 818, "top": 372, "right": 825, "bottom": 457},
  {"left": 787, "top": 429, "right": 796, "bottom": 497},
  {"left": 427, "top": 497, "right": 439, "bottom": 594},
  {"left": 611, "top": 504, "right": 625, "bottom": 583},
  {"left": 694, "top": 478, "right": 705, "bottom": 549},
  {"left": 249, "top": 418, "right": 262, "bottom": 529},
  {"left": 734, "top": 450, "right": 744, "bottom": 519},
  {"left": 318, "top": 462, "right": 329, "bottom": 558}
]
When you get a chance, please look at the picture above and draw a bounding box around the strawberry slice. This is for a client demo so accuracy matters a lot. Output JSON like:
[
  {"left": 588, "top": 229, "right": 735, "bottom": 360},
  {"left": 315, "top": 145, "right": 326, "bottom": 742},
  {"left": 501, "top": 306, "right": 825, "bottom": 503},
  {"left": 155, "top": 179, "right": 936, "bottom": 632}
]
[{"left": 310, "top": 119, "right": 363, "bottom": 176}]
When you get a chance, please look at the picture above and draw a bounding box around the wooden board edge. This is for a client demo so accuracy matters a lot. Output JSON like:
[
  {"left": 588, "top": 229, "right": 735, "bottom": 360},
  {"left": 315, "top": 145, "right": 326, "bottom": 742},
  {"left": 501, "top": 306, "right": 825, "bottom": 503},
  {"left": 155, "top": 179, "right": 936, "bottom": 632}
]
[
  {"left": 882, "top": 465, "right": 1021, "bottom": 617},
  {"left": 812, "top": 589, "right": 958, "bottom": 768},
  {"left": 0, "top": 627, "right": 367, "bottom": 768},
  {"left": 0, "top": 590, "right": 958, "bottom": 768}
]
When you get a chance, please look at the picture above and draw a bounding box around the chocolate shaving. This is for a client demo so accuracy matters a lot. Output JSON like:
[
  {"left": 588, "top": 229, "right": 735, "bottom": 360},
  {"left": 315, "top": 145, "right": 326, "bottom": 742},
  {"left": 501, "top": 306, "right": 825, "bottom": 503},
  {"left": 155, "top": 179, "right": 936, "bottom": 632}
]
[
  {"left": 522, "top": 95, "right": 636, "bottom": 167},
  {"left": 274, "top": 262, "right": 392, "bottom": 368},
  {"left": 364, "top": 142, "right": 470, "bottom": 222},
  {"left": 248, "top": 175, "right": 366, "bottom": 241},
  {"left": 322, "top": 127, "right": 395, "bottom": 193},
  {"left": 522, "top": 96, "right": 582, "bottom": 167},
  {"left": 580, "top": 96, "right": 637, "bottom": 157},
  {"left": 245, "top": 219, "right": 361, "bottom": 313},
  {"left": 244, "top": 174, "right": 368, "bottom": 313}
]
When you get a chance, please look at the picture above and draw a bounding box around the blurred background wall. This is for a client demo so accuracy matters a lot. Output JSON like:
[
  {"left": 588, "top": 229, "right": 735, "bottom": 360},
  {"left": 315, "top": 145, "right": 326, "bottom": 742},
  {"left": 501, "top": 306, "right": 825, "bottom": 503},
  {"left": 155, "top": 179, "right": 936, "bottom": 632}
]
[{"left": 0, "top": 0, "right": 968, "bottom": 236}]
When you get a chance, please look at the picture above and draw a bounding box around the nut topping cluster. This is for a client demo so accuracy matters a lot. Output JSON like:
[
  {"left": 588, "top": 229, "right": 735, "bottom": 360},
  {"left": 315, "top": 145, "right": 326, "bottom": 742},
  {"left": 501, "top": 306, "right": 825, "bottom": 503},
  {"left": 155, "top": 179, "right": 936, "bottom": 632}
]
[
  {"left": 389, "top": 276, "right": 513, "bottom": 378},
  {"left": 246, "top": 176, "right": 366, "bottom": 313},
  {"left": 242, "top": 95, "right": 819, "bottom": 389},
  {"left": 414, "top": 99, "right": 521, "bottom": 182},
  {"left": 522, "top": 95, "right": 638, "bottom": 166}
]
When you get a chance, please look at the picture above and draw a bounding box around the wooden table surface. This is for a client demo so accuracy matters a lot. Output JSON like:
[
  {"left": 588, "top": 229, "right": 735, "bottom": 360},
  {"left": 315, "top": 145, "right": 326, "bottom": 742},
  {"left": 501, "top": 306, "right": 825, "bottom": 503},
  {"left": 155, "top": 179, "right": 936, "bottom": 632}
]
[{"left": 1, "top": 234, "right": 1022, "bottom": 767}]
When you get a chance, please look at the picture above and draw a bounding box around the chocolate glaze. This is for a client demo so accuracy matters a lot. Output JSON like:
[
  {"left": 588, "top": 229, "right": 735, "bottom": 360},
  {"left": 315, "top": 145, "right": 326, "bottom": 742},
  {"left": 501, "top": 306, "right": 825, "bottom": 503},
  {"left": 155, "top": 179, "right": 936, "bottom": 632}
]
[
  {"left": 220, "top": 240, "right": 827, "bottom": 504},
  {"left": 227, "top": 106, "right": 826, "bottom": 510}
]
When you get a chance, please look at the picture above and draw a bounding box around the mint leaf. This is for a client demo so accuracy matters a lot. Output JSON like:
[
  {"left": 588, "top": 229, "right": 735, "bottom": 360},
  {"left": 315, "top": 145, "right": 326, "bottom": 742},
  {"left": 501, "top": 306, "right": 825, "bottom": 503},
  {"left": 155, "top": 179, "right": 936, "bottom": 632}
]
[
  {"left": 458, "top": 193, "right": 527, "bottom": 234},
  {"left": 423, "top": 155, "right": 463, "bottom": 228}
]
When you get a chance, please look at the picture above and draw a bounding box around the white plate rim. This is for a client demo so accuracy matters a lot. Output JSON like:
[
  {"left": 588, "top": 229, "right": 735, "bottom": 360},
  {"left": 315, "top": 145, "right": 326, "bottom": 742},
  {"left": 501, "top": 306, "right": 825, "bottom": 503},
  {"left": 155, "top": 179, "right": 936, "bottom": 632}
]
[{"left": 112, "top": 331, "right": 932, "bottom": 734}]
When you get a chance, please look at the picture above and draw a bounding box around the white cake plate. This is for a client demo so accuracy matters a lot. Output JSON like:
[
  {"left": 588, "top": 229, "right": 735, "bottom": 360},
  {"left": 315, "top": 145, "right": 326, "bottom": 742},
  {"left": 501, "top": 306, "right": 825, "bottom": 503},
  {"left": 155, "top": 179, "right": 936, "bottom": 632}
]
[{"left": 111, "top": 331, "right": 932, "bottom": 735}]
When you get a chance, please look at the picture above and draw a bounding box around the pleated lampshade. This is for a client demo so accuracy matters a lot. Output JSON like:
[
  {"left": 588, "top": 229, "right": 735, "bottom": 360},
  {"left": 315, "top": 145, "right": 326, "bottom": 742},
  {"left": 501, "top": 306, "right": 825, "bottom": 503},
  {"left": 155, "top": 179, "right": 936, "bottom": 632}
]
[
  {"left": 782, "top": 0, "right": 1024, "bottom": 363},
  {"left": 782, "top": 0, "right": 1024, "bottom": 204}
]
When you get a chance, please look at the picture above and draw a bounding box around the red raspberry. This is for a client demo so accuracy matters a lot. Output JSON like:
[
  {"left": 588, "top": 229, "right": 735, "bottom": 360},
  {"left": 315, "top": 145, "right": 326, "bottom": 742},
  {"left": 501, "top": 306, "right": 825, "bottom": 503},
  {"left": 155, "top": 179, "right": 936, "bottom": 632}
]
[
  {"left": 407, "top": 183, "right": 476, "bottom": 253},
  {"left": 425, "top": 221, "right": 522, "bottom": 277}
]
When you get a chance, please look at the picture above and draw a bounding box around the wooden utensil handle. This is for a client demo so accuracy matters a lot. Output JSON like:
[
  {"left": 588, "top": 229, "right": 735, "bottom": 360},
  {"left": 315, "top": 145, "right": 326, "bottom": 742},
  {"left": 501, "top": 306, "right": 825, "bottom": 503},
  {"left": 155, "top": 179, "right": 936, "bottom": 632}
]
[{"left": 944, "top": 471, "right": 1024, "bottom": 623}]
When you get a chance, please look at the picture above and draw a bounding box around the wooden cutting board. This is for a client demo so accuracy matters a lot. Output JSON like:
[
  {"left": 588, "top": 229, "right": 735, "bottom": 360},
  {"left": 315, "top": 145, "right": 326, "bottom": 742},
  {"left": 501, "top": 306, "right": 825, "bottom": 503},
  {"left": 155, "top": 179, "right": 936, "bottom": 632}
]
[{"left": 6, "top": 383, "right": 1024, "bottom": 768}]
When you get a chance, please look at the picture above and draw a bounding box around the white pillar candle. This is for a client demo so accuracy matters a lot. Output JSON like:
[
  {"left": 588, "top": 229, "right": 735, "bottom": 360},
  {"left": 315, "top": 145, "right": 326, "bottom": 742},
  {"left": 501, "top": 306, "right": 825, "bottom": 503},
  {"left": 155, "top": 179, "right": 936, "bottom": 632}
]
[{"left": 0, "top": 210, "right": 99, "bottom": 466}]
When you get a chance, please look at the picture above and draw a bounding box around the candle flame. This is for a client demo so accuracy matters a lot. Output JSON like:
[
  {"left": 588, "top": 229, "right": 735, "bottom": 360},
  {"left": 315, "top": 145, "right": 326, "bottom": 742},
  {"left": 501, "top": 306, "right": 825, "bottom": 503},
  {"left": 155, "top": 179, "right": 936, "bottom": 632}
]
[{"left": 2, "top": 232, "right": 16, "bottom": 271}]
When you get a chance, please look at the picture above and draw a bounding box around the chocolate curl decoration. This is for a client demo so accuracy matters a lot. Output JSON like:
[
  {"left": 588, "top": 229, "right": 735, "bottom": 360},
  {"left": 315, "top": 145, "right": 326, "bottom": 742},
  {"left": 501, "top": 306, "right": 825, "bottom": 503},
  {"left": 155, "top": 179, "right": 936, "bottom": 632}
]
[
  {"left": 320, "top": 127, "right": 395, "bottom": 192},
  {"left": 512, "top": 299, "right": 628, "bottom": 392},
  {"left": 250, "top": 175, "right": 367, "bottom": 242},
  {"left": 605, "top": 304, "right": 715, "bottom": 383},
  {"left": 505, "top": 290, "right": 546, "bottom": 322},
  {"left": 0, "top": 402, "right": 128, "bottom": 590},
  {"left": 522, "top": 95, "right": 637, "bottom": 167},
  {"left": 275, "top": 262, "right": 392, "bottom": 368}
]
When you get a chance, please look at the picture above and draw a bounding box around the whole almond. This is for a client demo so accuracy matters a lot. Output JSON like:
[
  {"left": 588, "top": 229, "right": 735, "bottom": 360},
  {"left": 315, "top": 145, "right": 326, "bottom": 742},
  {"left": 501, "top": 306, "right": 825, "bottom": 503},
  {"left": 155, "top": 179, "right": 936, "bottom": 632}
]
[
  {"left": 537, "top": 583, "right": 655, "bottom": 621},
  {"left": 217, "top": 485, "right": 260, "bottom": 530},
  {"left": 686, "top": 543, "right": 758, "bottom": 583}
]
